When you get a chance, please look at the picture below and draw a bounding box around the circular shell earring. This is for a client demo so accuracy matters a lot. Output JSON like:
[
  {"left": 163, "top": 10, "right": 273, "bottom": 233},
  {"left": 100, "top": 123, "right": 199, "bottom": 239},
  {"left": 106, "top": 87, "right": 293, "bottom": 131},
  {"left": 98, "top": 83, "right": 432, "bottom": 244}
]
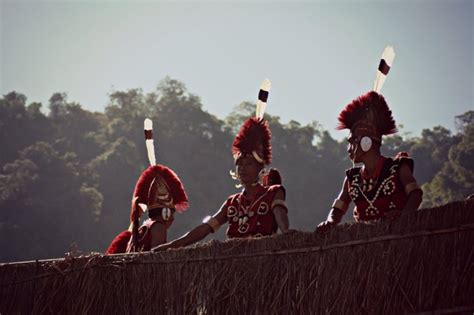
[
  {"left": 162, "top": 208, "right": 171, "bottom": 221},
  {"left": 360, "top": 136, "right": 373, "bottom": 152}
]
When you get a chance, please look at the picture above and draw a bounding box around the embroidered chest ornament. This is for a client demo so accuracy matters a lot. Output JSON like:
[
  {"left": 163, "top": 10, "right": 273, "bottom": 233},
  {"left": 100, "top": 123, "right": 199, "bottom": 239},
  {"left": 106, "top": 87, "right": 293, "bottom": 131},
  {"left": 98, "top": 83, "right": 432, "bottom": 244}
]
[{"left": 348, "top": 163, "right": 399, "bottom": 217}]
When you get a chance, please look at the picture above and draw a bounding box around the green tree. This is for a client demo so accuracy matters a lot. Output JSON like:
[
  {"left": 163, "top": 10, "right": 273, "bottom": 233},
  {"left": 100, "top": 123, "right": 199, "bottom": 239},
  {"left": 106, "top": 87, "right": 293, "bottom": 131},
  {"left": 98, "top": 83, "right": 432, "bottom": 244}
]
[
  {"left": 89, "top": 137, "right": 142, "bottom": 249},
  {"left": 422, "top": 112, "right": 474, "bottom": 206},
  {"left": 381, "top": 134, "right": 416, "bottom": 158},
  {"left": 409, "top": 126, "right": 458, "bottom": 184},
  {"left": 0, "top": 92, "right": 53, "bottom": 166},
  {"left": 48, "top": 93, "right": 104, "bottom": 163},
  {"left": 0, "top": 142, "right": 102, "bottom": 261}
]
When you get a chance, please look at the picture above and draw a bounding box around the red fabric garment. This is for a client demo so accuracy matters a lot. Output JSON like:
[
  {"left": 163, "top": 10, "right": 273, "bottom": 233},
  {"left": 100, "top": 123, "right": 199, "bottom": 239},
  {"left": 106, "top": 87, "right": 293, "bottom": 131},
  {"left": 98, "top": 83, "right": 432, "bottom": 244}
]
[
  {"left": 223, "top": 184, "right": 285, "bottom": 238},
  {"left": 130, "top": 219, "right": 166, "bottom": 252},
  {"left": 105, "top": 230, "right": 131, "bottom": 255},
  {"left": 105, "top": 219, "right": 165, "bottom": 254},
  {"left": 346, "top": 156, "right": 413, "bottom": 221}
]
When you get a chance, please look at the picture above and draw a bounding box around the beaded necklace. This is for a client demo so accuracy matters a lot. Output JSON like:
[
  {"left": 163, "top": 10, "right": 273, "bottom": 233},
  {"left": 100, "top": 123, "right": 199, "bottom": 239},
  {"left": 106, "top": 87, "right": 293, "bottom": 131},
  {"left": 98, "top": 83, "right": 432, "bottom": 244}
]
[
  {"left": 349, "top": 160, "right": 398, "bottom": 217},
  {"left": 232, "top": 185, "right": 268, "bottom": 234}
]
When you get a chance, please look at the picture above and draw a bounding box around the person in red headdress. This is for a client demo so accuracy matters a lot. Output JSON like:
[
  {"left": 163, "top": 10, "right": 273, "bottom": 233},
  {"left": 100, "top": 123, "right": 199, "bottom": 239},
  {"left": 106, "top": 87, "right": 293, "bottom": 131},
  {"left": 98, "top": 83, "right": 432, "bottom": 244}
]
[
  {"left": 153, "top": 79, "right": 292, "bottom": 251},
  {"left": 105, "top": 119, "right": 189, "bottom": 254},
  {"left": 316, "top": 47, "right": 422, "bottom": 233}
]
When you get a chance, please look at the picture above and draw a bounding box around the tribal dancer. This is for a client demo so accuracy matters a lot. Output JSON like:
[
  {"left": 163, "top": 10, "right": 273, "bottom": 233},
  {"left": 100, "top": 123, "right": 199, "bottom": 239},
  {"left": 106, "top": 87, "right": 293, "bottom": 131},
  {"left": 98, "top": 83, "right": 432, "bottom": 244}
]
[
  {"left": 154, "top": 79, "right": 291, "bottom": 251},
  {"left": 105, "top": 119, "right": 189, "bottom": 254},
  {"left": 317, "top": 47, "right": 422, "bottom": 233}
]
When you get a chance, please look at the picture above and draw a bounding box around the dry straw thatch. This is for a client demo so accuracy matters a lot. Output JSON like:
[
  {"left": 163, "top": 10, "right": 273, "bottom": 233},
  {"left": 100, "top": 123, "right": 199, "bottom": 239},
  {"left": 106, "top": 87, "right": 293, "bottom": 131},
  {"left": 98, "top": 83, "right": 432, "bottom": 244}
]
[{"left": 1, "top": 199, "right": 473, "bottom": 314}]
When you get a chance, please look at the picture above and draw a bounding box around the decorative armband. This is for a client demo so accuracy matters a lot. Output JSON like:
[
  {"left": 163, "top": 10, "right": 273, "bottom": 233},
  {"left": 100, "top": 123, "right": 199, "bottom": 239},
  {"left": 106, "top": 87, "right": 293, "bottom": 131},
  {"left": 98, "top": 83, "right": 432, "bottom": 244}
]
[
  {"left": 203, "top": 216, "right": 221, "bottom": 233},
  {"left": 405, "top": 182, "right": 421, "bottom": 195},
  {"left": 332, "top": 198, "right": 349, "bottom": 213},
  {"left": 271, "top": 199, "right": 288, "bottom": 211}
]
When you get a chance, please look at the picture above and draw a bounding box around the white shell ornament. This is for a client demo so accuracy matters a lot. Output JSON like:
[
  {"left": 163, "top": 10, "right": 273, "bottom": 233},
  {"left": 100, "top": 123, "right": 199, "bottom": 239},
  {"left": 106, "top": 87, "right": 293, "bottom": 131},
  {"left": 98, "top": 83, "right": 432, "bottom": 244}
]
[{"left": 360, "top": 136, "right": 372, "bottom": 152}]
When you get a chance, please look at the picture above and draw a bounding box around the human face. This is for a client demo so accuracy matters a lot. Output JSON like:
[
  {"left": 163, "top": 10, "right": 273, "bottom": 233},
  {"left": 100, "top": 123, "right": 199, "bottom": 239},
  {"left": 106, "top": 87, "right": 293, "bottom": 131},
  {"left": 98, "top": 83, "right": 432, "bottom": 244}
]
[
  {"left": 236, "top": 155, "right": 263, "bottom": 186},
  {"left": 347, "top": 134, "right": 363, "bottom": 163}
]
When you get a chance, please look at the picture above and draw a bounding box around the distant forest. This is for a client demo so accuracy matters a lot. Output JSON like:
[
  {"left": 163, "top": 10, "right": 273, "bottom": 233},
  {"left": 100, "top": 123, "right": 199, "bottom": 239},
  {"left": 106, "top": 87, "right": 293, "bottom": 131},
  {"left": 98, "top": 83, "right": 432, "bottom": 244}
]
[{"left": 1, "top": 77, "right": 473, "bottom": 262}]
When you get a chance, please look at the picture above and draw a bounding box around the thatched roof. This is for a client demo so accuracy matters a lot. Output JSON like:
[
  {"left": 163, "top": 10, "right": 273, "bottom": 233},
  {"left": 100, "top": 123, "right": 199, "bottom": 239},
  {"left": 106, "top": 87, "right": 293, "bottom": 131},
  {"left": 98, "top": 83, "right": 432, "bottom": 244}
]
[{"left": 1, "top": 199, "right": 473, "bottom": 314}]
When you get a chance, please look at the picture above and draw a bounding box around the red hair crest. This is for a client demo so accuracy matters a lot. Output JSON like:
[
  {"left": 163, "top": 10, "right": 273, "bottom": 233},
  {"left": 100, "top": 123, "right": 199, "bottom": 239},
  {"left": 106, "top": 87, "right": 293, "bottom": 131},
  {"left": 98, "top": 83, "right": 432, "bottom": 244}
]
[
  {"left": 133, "top": 165, "right": 189, "bottom": 213},
  {"left": 232, "top": 117, "right": 272, "bottom": 164},
  {"left": 337, "top": 91, "right": 397, "bottom": 137}
]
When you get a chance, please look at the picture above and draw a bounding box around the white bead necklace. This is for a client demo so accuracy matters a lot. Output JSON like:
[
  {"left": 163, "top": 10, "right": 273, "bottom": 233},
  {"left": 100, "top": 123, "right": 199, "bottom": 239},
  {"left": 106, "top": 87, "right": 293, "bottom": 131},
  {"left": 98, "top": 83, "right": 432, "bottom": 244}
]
[{"left": 352, "top": 173, "right": 395, "bottom": 216}]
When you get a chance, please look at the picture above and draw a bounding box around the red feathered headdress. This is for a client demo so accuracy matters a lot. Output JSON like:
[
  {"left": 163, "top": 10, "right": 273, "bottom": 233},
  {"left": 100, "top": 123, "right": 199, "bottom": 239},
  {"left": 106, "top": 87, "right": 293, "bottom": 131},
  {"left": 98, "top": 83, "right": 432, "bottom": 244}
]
[
  {"left": 337, "top": 46, "right": 398, "bottom": 140},
  {"left": 232, "top": 117, "right": 272, "bottom": 165},
  {"left": 337, "top": 91, "right": 397, "bottom": 139},
  {"left": 133, "top": 164, "right": 189, "bottom": 214}
]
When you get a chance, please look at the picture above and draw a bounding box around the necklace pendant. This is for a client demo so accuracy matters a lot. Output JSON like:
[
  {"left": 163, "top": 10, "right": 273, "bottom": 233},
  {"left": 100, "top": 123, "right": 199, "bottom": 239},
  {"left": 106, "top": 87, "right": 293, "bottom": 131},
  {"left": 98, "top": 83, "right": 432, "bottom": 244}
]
[{"left": 365, "top": 204, "right": 379, "bottom": 217}]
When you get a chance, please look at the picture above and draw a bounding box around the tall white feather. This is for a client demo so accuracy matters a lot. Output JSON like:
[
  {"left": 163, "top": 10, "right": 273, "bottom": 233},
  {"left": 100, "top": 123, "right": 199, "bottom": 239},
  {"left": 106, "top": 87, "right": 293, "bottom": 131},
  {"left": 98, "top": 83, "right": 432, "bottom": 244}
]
[
  {"left": 144, "top": 118, "right": 156, "bottom": 166},
  {"left": 255, "top": 103, "right": 266, "bottom": 120},
  {"left": 255, "top": 78, "right": 272, "bottom": 119},
  {"left": 373, "top": 46, "right": 395, "bottom": 93}
]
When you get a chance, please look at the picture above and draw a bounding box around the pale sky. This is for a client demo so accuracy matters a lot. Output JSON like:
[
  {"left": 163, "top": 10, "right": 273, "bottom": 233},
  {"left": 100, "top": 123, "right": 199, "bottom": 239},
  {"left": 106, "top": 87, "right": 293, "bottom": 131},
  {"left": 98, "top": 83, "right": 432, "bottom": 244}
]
[{"left": 1, "top": 0, "right": 473, "bottom": 139}]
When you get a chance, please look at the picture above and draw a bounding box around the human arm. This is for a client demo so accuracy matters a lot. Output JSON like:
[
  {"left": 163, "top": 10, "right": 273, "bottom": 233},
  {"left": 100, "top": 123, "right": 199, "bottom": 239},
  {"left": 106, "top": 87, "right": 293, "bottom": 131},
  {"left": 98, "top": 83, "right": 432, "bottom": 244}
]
[
  {"left": 152, "top": 204, "right": 227, "bottom": 251},
  {"left": 385, "top": 163, "right": 423, "bottom": 220},
  {"left": 399, "top": 163, "right": 422, "bottom": 211},
  {"left": 150, "top": 223, "right": 167, "bottom": 249},
  {"left": 272, "top": 188, "right": 293, "bottom": 234},
  {"left": 152, "top": 224, "right": 213, "bottom": 251},
  {"left": 316, "top": 178, "right": 351, "bottom": 233}
]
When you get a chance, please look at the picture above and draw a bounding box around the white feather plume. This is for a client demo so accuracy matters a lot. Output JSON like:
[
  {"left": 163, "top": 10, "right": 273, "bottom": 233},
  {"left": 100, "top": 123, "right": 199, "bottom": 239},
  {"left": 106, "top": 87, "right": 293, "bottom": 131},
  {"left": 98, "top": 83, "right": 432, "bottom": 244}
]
[
  {"left": 260, "top": 78, "right": 271, "bottom": 91},
  {"left": 373, "top": 46, "right": 395, "bottom": 93},
  {"left": 256, "top": 102, "right": 266, "bottom": 120},
  {"left": 255, "top": 78, "right": 272, "bottom": 119},
  {"left": 144, "top": 118, "right": 156, "bottom": 166},
  {"left": 144, "top": 118, "right": 153, "bottom": 130}
]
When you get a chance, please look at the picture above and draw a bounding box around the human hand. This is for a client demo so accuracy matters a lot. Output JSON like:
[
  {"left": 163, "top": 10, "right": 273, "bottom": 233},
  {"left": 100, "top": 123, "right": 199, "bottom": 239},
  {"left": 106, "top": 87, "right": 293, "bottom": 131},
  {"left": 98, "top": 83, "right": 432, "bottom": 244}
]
[
  {"left": 152, "top": 243, "right": 172, "bottom": 252},
  {"left": 315, "top": 221, "right": 335, "bottom": 234}
]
